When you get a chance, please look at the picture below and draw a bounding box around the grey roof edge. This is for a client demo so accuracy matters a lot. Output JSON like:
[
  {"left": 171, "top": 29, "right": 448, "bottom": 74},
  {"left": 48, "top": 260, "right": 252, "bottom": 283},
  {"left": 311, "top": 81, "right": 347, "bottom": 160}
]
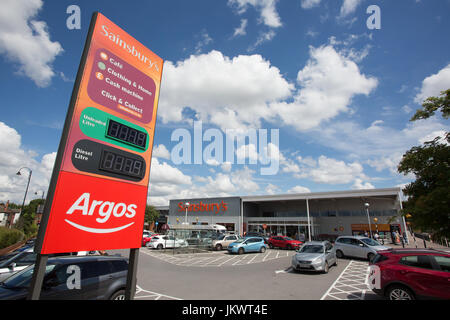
[{"left": 241, "top": 187, "right": 401, "bottom": 202}]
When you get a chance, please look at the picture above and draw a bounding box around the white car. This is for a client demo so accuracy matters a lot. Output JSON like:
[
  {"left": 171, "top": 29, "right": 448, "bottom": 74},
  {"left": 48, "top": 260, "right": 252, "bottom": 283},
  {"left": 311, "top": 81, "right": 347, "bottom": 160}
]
[{"left": 148, "top": 235, "right": 188, "bottom": 249}]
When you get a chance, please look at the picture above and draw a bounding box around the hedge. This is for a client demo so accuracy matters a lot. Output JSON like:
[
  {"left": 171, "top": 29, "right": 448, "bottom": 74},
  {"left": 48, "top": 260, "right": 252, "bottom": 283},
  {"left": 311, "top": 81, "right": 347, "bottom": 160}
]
[{"left": 0, "top": 227, "right": 25, "bottom": 250}]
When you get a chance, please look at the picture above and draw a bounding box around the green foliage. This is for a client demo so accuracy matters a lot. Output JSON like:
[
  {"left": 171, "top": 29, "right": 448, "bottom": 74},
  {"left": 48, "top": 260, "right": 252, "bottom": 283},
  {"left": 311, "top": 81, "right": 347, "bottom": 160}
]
[
  {"left": 411, "top": 89, "right": 449, "bottom": 121},
  {"left": 398, "top": 89, "right": 450, "bottom": 238},
  {"left": 144, "top": 205, "right": 160, "bottom": 227},
  {"left": 0, "top": 227, "right": 25, "bottom": 249},
  {"left": 16, "top": 198, "right": 44, "bottom": 238}
]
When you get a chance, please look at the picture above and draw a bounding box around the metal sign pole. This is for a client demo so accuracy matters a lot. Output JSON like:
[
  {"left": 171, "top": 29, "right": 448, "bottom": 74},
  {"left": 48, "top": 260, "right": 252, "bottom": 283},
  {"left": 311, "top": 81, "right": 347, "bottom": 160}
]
[
  {"left": 27, "top": 254, "right": 48, "bottom": 300},
  {"left": 125, "top": 248, "right": 139, "bottom": 300}
]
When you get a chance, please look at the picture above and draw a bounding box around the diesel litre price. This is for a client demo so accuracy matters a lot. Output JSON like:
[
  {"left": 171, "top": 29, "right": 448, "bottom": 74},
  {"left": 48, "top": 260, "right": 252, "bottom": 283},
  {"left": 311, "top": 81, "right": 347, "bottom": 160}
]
[{"left": 99, "top": 150, "right": 145, "bottom": 179}]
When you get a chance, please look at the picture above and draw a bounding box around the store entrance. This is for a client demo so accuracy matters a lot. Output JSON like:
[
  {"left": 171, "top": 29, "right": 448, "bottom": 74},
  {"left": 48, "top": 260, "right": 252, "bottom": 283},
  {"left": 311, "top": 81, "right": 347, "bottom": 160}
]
[{"left": 249, "top": 223, "right": 310, "bottom": 241}]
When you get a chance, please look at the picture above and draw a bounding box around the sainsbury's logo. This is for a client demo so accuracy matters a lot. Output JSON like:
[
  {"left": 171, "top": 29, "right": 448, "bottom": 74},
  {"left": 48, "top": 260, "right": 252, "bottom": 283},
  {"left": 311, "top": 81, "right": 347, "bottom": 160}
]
[{"left": 65, "top": 192, "right": 137, "bottom": 234}]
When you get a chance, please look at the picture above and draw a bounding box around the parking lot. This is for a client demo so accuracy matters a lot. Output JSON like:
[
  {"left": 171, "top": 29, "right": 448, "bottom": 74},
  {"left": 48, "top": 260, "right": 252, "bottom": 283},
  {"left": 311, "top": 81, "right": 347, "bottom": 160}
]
[
  {"left": 123, "top": 247, "right": 381, "bottom": 301},
  {"left": 141, "top": 247, "right": 294, "bottom": 267}
]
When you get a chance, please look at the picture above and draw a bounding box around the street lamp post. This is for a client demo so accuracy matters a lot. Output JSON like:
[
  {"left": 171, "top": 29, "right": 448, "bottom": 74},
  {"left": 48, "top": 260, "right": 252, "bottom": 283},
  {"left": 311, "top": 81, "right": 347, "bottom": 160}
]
[
  {"left": 365, "top": 203, "right": 373, "bottom": 238},
  {"left": 184, "top": 202, "right": 190, "bottom": 225},
  {"left": 16, "top": 167, "right": 32, "bottom": 227}
]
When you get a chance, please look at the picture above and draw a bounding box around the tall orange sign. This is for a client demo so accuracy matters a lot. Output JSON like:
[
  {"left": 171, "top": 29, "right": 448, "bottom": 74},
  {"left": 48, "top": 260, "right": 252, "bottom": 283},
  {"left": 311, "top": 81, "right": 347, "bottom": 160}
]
[{"left": 35, "top": 12, "right": 163, "bottom": 254}]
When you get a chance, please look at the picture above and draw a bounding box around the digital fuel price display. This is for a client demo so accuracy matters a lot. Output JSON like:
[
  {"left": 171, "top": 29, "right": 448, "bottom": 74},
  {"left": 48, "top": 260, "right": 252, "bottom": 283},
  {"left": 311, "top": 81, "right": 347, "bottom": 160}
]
[
  {"left": 106, "top": 119, "right": 147, "bottom": 150},
  {"left": 99, "top": 150, "right": 145, "bottom": 178}
]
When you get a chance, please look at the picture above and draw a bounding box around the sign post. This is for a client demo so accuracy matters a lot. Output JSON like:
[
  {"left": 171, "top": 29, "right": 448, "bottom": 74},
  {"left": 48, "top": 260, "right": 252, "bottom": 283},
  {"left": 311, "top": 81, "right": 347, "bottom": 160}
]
[{"left": 28, "top": 12, "right": 163, "bottom": 300}]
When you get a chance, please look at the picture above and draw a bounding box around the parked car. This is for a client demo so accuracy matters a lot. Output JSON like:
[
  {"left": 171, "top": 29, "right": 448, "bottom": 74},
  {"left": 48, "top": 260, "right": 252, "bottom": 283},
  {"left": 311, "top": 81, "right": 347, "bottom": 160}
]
[
  {"left": 369, "top": 248, "right": 450, "bottom": 300},
  {"left": 268, "top": 236, "right": 303, "bottom": 250},
  {"left": 228, "top": 237, "right": 268, "bottom": 255},
  {"left": 212, "top": 234, "right": 242, "bottom": 251},
  {"left": 0, "top": 249, "right": 101, "bottom": 282},
  {"left": 148, "top": 235, "right": 188, "bottom": 249},
  {"left": 0, "top": 248, "right": 36, "bottom": 282},
  {"left": 142, "top": 233, "right": 159, "bottom": 247},
  {"left": 291, "top": 241, "right": 337, "bottom": 273},
  {"left": 334, "top": 236, "right": 390, "bottom": 261},
  {"left": 0, "top": 255, "right": 129, "bottom": 300}
]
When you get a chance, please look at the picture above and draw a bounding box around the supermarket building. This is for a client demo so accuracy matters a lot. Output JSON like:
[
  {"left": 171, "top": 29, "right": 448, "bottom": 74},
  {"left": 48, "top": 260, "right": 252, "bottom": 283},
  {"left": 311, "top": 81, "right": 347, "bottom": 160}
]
[{"left": 156, "top": 187, "right": 408, "bottom": 241}]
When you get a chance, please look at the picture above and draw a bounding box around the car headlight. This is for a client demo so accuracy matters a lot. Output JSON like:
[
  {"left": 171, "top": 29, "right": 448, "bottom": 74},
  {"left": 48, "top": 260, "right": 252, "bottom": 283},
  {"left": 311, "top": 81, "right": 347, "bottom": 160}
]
[{"left": 312, "top": 258, "right": 324, "bottom": 264}]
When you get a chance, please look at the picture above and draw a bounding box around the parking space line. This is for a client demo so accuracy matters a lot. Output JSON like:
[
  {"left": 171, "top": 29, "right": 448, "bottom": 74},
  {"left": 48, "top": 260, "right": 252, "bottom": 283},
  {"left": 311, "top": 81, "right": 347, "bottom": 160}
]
[
  {"left": 320, "top": 260, "right": 370, "bottom": 300},
  {"left": 218, "top": 255, "right": 240, "bottom": 266},
  {"left": 203, "top": 256, "right": 227, "bottom": 266},
  {"left": 247, "top": 254, "right": 258, "bottom": 264}
]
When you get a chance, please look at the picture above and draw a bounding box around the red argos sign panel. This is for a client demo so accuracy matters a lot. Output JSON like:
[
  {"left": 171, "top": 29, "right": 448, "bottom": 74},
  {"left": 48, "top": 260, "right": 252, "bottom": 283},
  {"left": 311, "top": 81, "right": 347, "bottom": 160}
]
[
  {"left": 36, "top": 13, "right": 163, "bottom": 254},
  {"left": 42, "top": 172, "right": 148, "bottom": 253}
]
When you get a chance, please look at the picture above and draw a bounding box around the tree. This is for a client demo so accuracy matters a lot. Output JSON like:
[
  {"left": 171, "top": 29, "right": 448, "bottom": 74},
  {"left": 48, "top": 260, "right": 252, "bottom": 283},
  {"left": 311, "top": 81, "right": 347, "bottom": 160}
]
[
  {"left": 16, "top": 198, "right": 44, "bottom": 237},
  {"left": 144, "top": 205, "right": 160, "bottom": 230},
  {"left": 398, "top": 89, "right": 450, "bottom": 238}
]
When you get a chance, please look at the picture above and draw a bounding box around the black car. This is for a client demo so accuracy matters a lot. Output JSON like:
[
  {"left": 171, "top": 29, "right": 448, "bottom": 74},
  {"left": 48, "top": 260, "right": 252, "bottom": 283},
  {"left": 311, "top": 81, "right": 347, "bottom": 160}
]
[{"left": 0, "top": 255, "right": 129, "bottom": 300}]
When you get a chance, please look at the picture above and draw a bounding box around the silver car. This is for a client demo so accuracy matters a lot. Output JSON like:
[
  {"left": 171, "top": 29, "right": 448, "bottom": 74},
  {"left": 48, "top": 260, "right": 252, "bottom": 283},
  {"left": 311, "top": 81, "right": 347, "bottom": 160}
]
[
  {"left": 334, "top": 236, "right": 390, "bottom": 261},
  {"left": 291, "top": 241, "right": 337, "bottom": 273}
]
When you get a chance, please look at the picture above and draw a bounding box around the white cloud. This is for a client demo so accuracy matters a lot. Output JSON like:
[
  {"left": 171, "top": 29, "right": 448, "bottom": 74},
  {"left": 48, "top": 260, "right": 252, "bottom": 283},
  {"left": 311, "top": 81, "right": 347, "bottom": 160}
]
[
  {"left": 152, "top": 144, "right": 171, "bottom": 160},
  {"left": 150, "top": 158, "right": 192, "bottom": 185},
  {"left": 233, "top": 19, "right": 248, "bottom": 37},
  {"left": 270, "top": 45, "right": 378, "bottom": 131},
  {"left": 0, "top": 122, "right": 55, "bottom": 203},
  {"left": 221, "top": 162, "right": 232, "bottom": 172},
  {"left": 301, "top": 0, "right": 322, "bottom": 9},
  {"left": 307, "top": 156, "right": 367, "bottom": 184},
  {"left": 414, "top": 64, "right": 450, "bottom": 104},
  {"left": 236, "top": 144, "right": 259, "bottom": 162},
  {"left": 352, "top": 178, "right": 374, "bottom": 190},
  {"left": 418, "top": 130, "right": 449, "bottom": 145},
  {"left": 158, "top": 50, "right": 293, "bottom": 130},
  {"left": 265, "top": 183, "right": 280, "bottom": 194},
  {"left": 248, "top": 29, "right": 276, "bottom": 51},
  {"left": 287, "top": 185, "right": 311, "bottom": 194},
  {"left": 0, "top": 0, "right": 63, "bottom": 87},
  {"left": 339, "top": 0, "right": 364, "bottom": 18},
  {"left": 229, "top": 0, "right": 282, "bottom": 28}
]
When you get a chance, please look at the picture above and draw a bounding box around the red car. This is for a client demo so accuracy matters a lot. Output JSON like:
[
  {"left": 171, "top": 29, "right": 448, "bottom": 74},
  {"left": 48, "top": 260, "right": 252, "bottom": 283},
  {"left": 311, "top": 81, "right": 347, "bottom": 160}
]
[
  {"left": 369, "top": 248, "right": 450, "bottom": 300},
  {"left": 142, "top": 233, "right": 159, "bottom": 247},
  {"left": 268, "top": 236, "right": 303, "bottom": 250}
]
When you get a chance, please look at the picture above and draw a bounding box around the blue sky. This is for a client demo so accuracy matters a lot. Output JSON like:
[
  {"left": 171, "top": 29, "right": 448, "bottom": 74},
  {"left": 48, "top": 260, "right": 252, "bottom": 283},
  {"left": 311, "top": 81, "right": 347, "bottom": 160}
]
[{"left": 0, "top": 0, "right": 449, "bottom": 206}]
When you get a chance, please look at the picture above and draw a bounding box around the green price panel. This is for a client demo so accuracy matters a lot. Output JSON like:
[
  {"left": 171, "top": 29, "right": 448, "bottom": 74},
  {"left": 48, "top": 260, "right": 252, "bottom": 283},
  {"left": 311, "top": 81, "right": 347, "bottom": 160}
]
[{"left": 79, "top": 107, "right": 149, "bottom": 152}]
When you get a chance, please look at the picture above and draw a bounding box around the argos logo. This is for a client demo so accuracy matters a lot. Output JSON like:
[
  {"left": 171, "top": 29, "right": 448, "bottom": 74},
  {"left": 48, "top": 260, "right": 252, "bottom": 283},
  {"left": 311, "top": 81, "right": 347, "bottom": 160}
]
[{"left": 65, "top": 192, "right": 137, "bottom": 234}]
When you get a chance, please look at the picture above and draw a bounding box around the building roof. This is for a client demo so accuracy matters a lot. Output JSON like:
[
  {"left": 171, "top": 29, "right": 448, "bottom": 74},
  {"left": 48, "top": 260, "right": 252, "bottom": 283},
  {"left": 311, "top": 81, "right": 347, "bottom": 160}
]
[{"left": 241, "top": 187, "right": 401, "bottom": 202}]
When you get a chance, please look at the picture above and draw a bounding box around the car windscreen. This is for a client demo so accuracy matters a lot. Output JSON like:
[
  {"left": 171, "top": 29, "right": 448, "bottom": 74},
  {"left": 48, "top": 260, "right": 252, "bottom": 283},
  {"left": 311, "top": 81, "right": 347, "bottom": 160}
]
[
  {"left": 360, "top": 238, "right": 381, "bottom": 246},
  {"left": 0, "top": 252, "right": 29, "bottom": 268},
  {"left": 299, "top": 245, "right": 324, "bottom": 253},
  {"left": 216, "top": 234, "right": 226, "bottom": 240},
  {"left": 1, "top": 264, "right": 56, "bottom": 289}
]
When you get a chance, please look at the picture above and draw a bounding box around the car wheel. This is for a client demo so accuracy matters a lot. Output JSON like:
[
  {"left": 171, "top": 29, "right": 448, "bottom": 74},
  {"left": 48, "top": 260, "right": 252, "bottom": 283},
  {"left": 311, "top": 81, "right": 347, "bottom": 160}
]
[
  {"left": 216, "top": 244, "right": 223, "bottom": 251},
  {"left": 367, "top": 253, "right": 375, "bottom": 262},
  {"left": 387, "top": 285, "right": 415, "bottom": 301},
  {"left": 323, "top": 262, "right": 329, "bottom": 274},
  {"left": 286, "top": 244, "right": 292, "bottom": 250},
  {"left": 110, "top": 289, "right": 126, "bottom": 300},
  {"left": 238, "top": 248, "right": 244, "bottom": 255},
  {"left": 336, "top": 250, "right": 344, "bottom": 259},
  {"left": 157, "top": 244, "right": 163, "bottom": 250},
  {"left": 260, "top": 246, "right": 266, "bottom": 253}
]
